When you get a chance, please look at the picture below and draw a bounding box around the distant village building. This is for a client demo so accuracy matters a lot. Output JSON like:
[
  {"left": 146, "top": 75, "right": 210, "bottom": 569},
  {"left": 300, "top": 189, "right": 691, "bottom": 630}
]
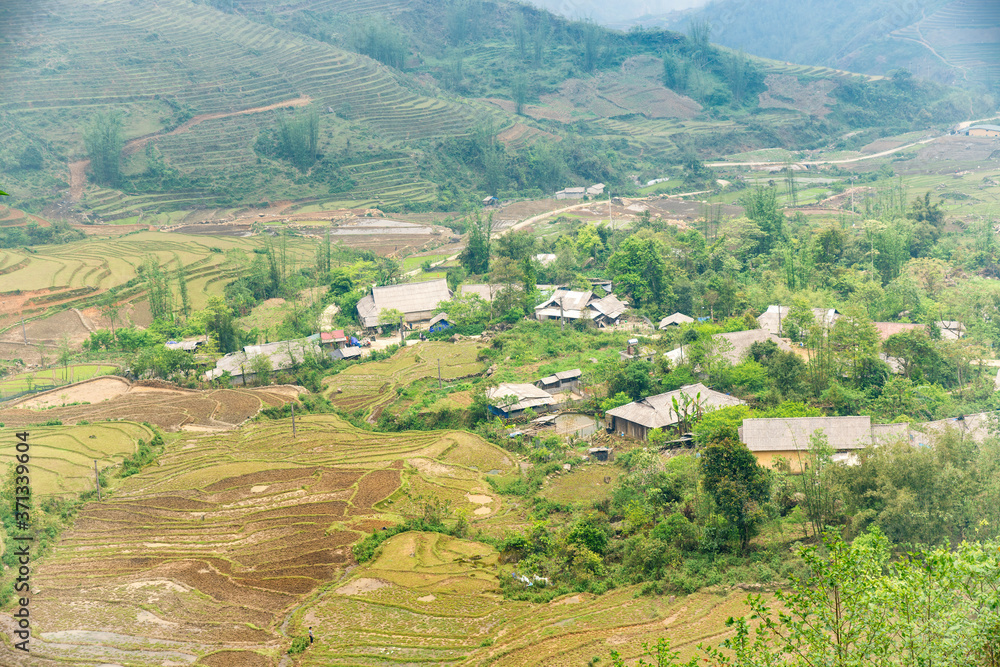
[
  {"left": 606, "top": 383, "right": 745, "bottom": 441},
  {"left": 330, "top": 347, "right": 363, "bottom": 361},
  {"left": 536, "top": 369, "right": 582, "bottom": 394},
  {"left": 740, "top": 416, "right": 907, "bottom": 472},
  {"left": 555, "top": 187, "right": 586, "bottom": 200},
  {"left": 534, "top": 289, "right": 628, "bottom": 327},
  {"left": 429, "top": 313, "right": 452, "bottom": 333},
  {"left": 458, "top": 284, "right": 501, "bottom": 302},
  {"left": 165, "top": 340, "right": 203, "bottom": 352},
  {"left": 936, "top": 320, "right": 965, "bottom": 340},
  {"left": 757, "top": 305, "right": 838, "bottom": 336},
  {"left": 205, "top": 339, "right": 323, "bottom": 385},
  {"left": 486, "top": 383, "right": 558, "bottom": 419},
  {"left": 586, "top": 183, "right": 606, "bottom": 196},
  {"left": 483, "top": 196, "right": 500, "bottom": 207},
  {"left": 659, "top": 313, "right": 695, "bottom": 329},
  {"left": 319, "top": 330, "right": 348, "bottom": 349},
  {"left": 535, "top": 253, "right": 557, "bottom": 266},
  {"left": 665, "top": 329, "right": 795, "bottom": 367},
  {"left": 356, "top": 278, "right": 452, "bottom": 329},
  {"left": 965, "top": 124, "right": 1000, "bottom": 138},
  {"left": 873, "top": 322, "right": 922, "bottom": 341}
]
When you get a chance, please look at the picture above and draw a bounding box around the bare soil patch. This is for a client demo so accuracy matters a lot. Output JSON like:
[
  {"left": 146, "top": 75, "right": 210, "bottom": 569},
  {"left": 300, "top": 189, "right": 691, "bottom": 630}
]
[{"left": 335, "top": 578, "right": 390, "bottom": 596}]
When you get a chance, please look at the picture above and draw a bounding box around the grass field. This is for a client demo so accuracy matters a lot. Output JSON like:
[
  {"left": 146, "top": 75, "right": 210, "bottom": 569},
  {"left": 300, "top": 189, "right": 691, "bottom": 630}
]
[{"left": 0, "top": 422, "right": 151, "bottom": 496}]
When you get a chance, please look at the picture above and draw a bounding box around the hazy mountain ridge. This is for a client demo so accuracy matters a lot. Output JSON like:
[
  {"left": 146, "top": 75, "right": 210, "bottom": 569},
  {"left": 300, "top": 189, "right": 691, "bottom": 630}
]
[{"left": 671, "top": 0, "right": 1000, "bottom": 90}]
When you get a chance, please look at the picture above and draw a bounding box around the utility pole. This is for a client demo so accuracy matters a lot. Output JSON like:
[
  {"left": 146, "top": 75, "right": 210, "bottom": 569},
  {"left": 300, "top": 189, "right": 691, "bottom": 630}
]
[{"left": 94, "top": 460, "right": 101, "bottom": 501}]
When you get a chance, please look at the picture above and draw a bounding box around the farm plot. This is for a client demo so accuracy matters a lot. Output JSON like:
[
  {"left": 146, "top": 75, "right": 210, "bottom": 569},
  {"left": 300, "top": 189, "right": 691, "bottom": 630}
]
[
  {"left": 0, "top": 380, "right": 297, "bottom": 431},
  {"left": 294, "top": 537, "right": 752, "bottom": 667},
  {"left": 15, "top": 416, "right": 513, "bottom": 667},
  {"left": 0, "top": 363, "right": 118, "bottom": 396},
  {"left": 0, "top": 422, "right": 151, "bottom": 496},
  {"left": 0, "top": 231, "right": 316, "bottom": 331},
  {"left": 325, "top": 341, "right": 486, "bottom": 420}
]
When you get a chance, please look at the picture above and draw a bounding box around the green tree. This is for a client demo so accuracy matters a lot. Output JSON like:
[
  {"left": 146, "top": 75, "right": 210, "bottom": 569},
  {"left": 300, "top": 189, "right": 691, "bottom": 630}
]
[
  {"left": 83, "top": 110, "right": 125, "bottom": 187},
  {"left": 275, "top": 106, "right": 319, "bottom": 171},
  {"left": 607, "top": 235, "right": 672, "bottom": 309},
  {"left": 701, "top": 439, "right": 770, "bottom": 552},
  {"left": 459, "top": 212, "right": 494, "bottom": 274}
]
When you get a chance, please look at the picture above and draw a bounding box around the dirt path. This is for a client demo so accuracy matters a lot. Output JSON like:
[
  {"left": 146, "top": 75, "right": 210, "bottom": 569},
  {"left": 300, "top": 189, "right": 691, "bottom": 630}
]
[
  {"left": 123, "top": 95, "right": 312, "bottom": 156},
  {"left": 68, "top": 160, "right": 89, "bottom": 202},
  {"left": 66, "top": 96, "right": 312, "bottom": 202},
  {"left": 707, "top": 136, "right": 939, "bottom": 168}
]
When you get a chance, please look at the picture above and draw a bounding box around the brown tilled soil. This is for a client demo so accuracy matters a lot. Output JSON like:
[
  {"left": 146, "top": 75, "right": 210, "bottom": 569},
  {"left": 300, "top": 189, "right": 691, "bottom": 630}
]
[{"left": 0, "top": 381, "right": 298, "bottom": 431}]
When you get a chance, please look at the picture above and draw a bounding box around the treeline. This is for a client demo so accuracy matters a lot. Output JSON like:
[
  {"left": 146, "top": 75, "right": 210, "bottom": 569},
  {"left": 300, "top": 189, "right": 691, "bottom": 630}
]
[{"left": 0, "top": 220, "right": 84, "bottom": 249}]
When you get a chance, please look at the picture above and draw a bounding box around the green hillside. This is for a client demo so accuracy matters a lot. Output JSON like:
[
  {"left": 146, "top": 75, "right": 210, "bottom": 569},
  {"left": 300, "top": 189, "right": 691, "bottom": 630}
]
[{"left": 0, "top": 0, "right": 985, "bottom": 221}]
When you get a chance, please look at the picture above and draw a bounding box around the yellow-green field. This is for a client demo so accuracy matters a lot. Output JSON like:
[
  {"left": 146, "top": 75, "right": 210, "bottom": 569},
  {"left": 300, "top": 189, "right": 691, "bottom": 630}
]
[
  {"left": 0, "top": 231, "right": 317, "bottom": 327},
  {"left": 0, "top": 422, "right": 151, "bottom": 495},
  {"left": 0, "top": 364, "right": 118, "bottom": 395},
  {"left": 325, "top": 341, "right": 486, "bottom": 420}
]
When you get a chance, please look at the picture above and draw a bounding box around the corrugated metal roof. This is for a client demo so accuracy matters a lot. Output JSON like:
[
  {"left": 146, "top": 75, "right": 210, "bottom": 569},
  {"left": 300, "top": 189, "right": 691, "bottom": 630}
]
[
  {"left": 590, "top": 294, "right": 628, "bottom": 320},
  {"left": 205, "top": 339, "right": 322, "bottom": 380},
  {"left": 358, "top": 279, "right": 451, "bottom": 327},
  {"left": 459, "top": 284, "right": 500, "bottom": 302},
  {"left": 741, "top": 416, "right": 874, "bottom": 452},
  {"left": 607, "top": 383, "right": 744, "bottom": 429},
  {"left": 486, "top": 383, "right": 557, "bottom": 412},
  {"left": 659, "top": 313, "right": 695, "bottom": 328},
  {"left": 710, "top": 329, "right": 794, "bottom": 365}
]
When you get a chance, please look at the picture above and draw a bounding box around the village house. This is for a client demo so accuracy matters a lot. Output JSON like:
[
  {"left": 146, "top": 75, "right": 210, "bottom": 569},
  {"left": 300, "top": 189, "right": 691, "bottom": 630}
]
[
  {"left": 486, "top": 383, "right": 558, "bottom": 419},
  {"left": 965, "top": 124, "right": 1000, "bottom": 138},
  {"left": 664, "top": 329, "right": 795, "bottom": 367},
  {"left": 534, "top": 289, "right": 628, "bottom": 327},
  {"left": 740, "top": 416, "right": 908, "bottom": 473},
  {"left": 658, "top": 312, "right": 695, "bottom": 329},
  {"left": 204, "top": 339, "right": 323, "bottom": 385},
  {"left": 429, "top": 313, "right": 452, "bottom": 333},
  {"left": 165, "top": 339, "right": 203, "bottom": 352},
  {"left": 606, "top": 383, "right": 745, "bottom": 441},
  {"left": 757, "top": 305, "right": 839, "bottom": 336},
  {"left": 536, "top": 369, "right": 582, "bottom": 394},
  {"left": 319, "top": 330, "right": 348, "bottom": 350},
  {"left": 356, "top": 278, "right": 452, "bottom": 329}
]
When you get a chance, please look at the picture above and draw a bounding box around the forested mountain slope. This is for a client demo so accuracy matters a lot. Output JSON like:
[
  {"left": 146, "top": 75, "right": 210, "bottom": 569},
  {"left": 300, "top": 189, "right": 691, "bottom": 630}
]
[{"left": 0, "top": 0, "right": 986, "bottom": 220}]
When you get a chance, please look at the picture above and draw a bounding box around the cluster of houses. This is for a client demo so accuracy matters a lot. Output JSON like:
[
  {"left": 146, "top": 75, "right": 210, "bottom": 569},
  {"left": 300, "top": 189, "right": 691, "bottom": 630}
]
[{"left": 485, "top": 369, "right": 583, "bottom": 419}]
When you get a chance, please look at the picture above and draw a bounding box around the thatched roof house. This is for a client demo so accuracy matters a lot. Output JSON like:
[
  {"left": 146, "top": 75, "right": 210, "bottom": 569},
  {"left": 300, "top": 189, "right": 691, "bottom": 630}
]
[
  {"left": 607, "top": 383, "right": 745, "bottom": 440},
  {"left": 740, "top": 416, "right": 908, "bottom": 472},
  {"left": 357, "top": 278, "right": 452, "bottom": 329}
]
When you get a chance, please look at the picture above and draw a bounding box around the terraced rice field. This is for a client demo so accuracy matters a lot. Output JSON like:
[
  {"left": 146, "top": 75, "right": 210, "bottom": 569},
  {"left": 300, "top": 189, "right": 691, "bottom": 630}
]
[
  {"left": 0, "top": 363, "right": 118, "bottom": 396},
  {"left": 892, "top": 0, "right": 1000, "bottom": 82},
  {"left": 0, "top": 231, "right": 315, "bottom": 331},
  {"left": 9, "top": 416, "right": 514, "bottom": 667},
  {"left": 296, "top": 537, "right": 751, "bottom": 666},
  {"left": 1, "top": 0, "right": 480, "bottom": 217},
  {"left": 0, "top": 378, "right": 299, "bottom": 431},
  {"left": 0, "top": 422, "right": 152, "bottom": 496},
  {"left": 325, "top": 341, "right": 486, "bottom": 420}
]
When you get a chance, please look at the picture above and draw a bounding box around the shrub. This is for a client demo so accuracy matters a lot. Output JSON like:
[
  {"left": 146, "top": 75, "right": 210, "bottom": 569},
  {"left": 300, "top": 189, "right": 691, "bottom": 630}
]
[{"left": 288, "top": 636, "right": 309, "bottom": 654}]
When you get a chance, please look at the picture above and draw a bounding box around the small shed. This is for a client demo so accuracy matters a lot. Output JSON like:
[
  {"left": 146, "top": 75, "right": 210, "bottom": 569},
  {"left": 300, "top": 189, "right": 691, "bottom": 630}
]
[
  {"left": 429, "top": 313, "right": 453, "bottom": 333},
  {"left": 331, "top": 347, "right": 363, "bottom": 361},
  {"left": 587, "top": 183, "right": 606, "bottom": 197},
  {"left": 483, "top": 196, "right": 500, "bottom": 207},
  {"left": 320, "top": 330, "right": 348, "bottom": 349},
  {"left": 537, "top": 368, "right": 582, "bottom": 394},
  {"left": 588, "top": 447, "right": 612, "bottom": 462}
]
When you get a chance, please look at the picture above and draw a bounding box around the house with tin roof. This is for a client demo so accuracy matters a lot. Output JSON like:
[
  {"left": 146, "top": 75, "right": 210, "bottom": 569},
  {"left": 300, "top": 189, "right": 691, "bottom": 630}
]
[
  {"left": 606, "top": 383, "right": 745, "bottom": 441},
  {"left": 356, "top": 278, "right": 452, "bottom": 329}
]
